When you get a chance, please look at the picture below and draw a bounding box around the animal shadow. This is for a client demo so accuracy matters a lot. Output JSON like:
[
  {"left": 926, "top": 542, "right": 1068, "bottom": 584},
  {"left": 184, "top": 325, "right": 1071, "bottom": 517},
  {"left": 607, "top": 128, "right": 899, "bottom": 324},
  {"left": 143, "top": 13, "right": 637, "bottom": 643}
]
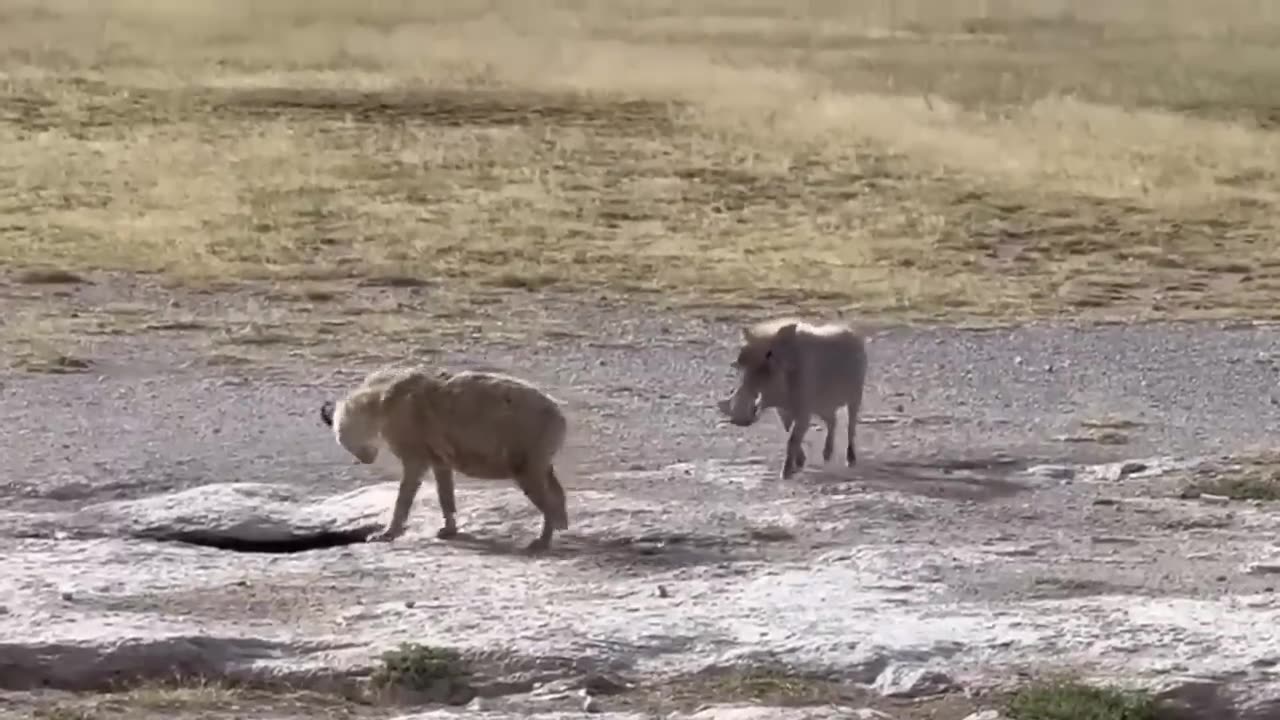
[
  {"left": 440, "top": 529, "right": 756, "bottom": 569},
  {"left": 810, "top": 454, "right": 1033, "bottom": 503}
]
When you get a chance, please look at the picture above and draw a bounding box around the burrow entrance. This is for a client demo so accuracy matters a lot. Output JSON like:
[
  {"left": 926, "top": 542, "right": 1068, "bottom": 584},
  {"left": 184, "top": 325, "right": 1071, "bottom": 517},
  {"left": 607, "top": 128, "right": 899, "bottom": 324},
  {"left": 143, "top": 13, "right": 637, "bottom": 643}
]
[{"left": 135, "top": 525, "right": 379, "bottom": 554}]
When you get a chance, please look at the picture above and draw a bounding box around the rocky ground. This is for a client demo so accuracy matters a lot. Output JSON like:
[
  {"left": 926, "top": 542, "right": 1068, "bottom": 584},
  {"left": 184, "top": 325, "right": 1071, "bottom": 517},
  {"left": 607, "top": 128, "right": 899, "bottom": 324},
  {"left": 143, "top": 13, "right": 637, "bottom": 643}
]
[{"left": 6, "top": 277, "right": 1280, "bottom": 719}]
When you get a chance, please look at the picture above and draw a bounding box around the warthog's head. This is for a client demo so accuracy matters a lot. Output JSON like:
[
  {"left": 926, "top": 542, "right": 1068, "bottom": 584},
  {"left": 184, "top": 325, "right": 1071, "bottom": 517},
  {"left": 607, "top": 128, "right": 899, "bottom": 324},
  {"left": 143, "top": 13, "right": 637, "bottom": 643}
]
[
  {"left": 328, "top": 393, "right": 381, "bottom": 465},
  {"left": 718, "top": 320, "right": 800, "bottom": 427}
]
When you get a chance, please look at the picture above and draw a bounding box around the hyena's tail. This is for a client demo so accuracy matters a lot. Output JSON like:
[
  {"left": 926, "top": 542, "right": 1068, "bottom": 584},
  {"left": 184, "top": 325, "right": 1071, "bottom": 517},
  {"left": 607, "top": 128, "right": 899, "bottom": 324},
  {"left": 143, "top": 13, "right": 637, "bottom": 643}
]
[
  {"left": 546, "top": 466, "right": 570, "bottom": 531},
  {"left": 319, "top": 400, "right": 336, "bottom": 428}
]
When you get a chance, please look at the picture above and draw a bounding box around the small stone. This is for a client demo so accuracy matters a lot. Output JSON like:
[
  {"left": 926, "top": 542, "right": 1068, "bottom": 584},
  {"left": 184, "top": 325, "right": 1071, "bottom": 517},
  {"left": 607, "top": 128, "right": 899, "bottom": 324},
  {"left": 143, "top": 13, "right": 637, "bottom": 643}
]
[
  {"left": 872, "top": 664, "right": 955, "bottom": 698},
  {"left": 749, "top": 526, "right": 795, "bottom": 542},
  {"left": 1026, "top": 464, "right": 1074, "bottom": 481},
  {"left": 60, "top": 591, "right": 74, "bottom": 602},
  {"left": 582, "top": 696, "right": 602, "bottom": 713},
  {"left": 852, "top": 709, "right": 894, "bottom": 719},
  {"left": 1200, "top": 493, "right": 1230, "bottom": 505},
  {"left": 657, "top": 585, "right": 671, "bottom": 599},
  {"left": 530, "top": 678, "right": 575, "bottom": 700},
  {"left": 404, "top": 600, "right": 416, "bottom": 609},
  {"left": 1119, "top": 461, "right": 1148, "bottom": 476},
  {"left": 582, "top": 673, "right": 633, "bottom": 696},
  {"left": 963, "top": 711, "right": 1003, "bottom": 720}
]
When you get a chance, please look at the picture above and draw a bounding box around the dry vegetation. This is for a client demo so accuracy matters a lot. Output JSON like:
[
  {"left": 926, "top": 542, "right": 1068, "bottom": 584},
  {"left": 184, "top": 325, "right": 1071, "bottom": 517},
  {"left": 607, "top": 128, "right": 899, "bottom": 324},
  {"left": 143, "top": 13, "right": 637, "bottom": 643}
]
[
  {"left": 1181, "top": 450, "right": 1280, "bottom": 501},
  {"left": 1, "top": 0, "right": 1279, "bottom": 351}
]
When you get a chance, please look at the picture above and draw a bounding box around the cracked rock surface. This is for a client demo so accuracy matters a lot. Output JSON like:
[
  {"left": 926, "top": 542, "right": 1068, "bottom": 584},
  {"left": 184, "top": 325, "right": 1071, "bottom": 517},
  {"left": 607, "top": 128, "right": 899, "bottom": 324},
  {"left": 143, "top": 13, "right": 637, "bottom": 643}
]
[{"left": 6, "top": 288, "right": 1280, "bottom": 718}]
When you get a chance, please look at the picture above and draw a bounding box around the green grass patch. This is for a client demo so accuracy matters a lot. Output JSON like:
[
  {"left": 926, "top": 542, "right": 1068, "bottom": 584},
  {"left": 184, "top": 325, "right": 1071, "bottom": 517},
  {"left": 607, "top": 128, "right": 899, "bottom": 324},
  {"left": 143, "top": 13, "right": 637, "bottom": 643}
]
[{"left": 1005, "top": 678, "right": 1161, "bottom": 720}]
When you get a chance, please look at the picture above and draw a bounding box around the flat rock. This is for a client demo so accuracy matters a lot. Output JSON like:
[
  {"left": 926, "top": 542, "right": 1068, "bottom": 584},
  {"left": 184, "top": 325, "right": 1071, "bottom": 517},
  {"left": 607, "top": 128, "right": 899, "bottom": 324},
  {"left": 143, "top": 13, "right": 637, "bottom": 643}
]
[
  {"left": 389, "top": 707, "right": 650, "bottom": 712},
  {"left": 678, "top": 705, "right": 871, "bottom": 720},
  {"left": 67, "top": 482, "right": 390, "bottom": 543},
  {"left": 3, "top": 464, "right": 1280, "bottom": 713}
]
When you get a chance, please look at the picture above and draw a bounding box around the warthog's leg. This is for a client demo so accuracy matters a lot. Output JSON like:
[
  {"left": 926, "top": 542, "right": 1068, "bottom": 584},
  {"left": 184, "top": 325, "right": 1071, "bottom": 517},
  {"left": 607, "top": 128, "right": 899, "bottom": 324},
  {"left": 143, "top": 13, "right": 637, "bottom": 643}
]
[
  {"left": 781, "top": 411, "right": 811, "bottom": 479},
  {"left": 820, "top": 412, "right": 838, "bottom": 463},
  {"left": 433, "top": 465, "right": 459, "bottom": 539},
  {"left": 370, "top": 459, "right": 425, "bottom": 543},
  {"left": 513, "top": 463, "right": 558, "bottom": 552},
  {"left": 846, "top": 398, "right": 862, "bottom": 467}
]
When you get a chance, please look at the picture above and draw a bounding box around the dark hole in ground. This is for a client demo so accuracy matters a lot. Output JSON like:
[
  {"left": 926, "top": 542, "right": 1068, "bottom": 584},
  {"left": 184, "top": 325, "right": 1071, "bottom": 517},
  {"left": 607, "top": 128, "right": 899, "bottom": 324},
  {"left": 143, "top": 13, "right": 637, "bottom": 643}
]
[{"left": 136, "top": 526, "right": 378, "bottom": 554}]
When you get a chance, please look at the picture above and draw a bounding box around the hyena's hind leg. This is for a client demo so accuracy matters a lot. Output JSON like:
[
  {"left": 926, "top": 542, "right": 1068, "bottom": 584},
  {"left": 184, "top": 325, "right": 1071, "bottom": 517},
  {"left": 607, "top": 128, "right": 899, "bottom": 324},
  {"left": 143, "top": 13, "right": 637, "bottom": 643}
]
[
  {"left": 433, "top": 465, "right": 460, "bottom": 540},
  {"left": 512, "top": 462, "right": 563, "bottom": 552},
  {"left": 545, "top": 466, "right": 569, "bottom": 532}
]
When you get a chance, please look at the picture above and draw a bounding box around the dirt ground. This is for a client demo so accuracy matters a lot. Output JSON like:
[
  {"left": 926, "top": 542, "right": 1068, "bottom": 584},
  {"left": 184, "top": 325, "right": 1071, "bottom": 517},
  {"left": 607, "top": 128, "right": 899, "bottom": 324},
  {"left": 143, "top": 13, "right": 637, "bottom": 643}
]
[{"left": 5, "top": 275, "right": 1280, "bottom": 719}]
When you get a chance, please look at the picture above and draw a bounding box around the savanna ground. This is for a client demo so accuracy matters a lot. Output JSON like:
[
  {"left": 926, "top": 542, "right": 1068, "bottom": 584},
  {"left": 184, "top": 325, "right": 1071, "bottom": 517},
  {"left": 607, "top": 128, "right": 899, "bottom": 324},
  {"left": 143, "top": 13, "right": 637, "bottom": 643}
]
[{"left": 5, "top": 1, "right": 1280, "bottom": 719}]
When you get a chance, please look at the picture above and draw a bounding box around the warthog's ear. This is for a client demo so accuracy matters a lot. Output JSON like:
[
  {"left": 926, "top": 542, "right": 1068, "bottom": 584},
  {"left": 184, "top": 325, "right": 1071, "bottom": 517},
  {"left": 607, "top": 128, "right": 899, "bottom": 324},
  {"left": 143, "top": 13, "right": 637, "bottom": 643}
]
[
  {"left": 763, "top": 322, "right": 800, "bottom": 368},
  {"left": 319, "top": 400, "right": 336, "bottom": 428}
]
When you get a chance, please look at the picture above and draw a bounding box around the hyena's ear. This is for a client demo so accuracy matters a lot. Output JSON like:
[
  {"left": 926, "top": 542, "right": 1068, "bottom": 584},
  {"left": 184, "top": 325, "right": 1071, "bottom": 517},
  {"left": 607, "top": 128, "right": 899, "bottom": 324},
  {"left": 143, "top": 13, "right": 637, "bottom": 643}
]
[{"left": 319, "top": 400, "right": 336, "bottom": 428}]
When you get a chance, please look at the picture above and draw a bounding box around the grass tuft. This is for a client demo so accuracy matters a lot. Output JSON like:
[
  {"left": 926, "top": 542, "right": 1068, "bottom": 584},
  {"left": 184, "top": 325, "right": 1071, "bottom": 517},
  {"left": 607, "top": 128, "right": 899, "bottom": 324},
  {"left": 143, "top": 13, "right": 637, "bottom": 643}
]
[
  {"left": 370, "top": 643, "right": 469, "bottom": 691},
  {"left": 1005, "top": 678, "right": 1161, "bottom": 720},
  {"left": 1182, "top": 453, "right": 1280, "bottom": 501},
  {"left": 368, "top": 642, "right": 474, "bottom": 706}
]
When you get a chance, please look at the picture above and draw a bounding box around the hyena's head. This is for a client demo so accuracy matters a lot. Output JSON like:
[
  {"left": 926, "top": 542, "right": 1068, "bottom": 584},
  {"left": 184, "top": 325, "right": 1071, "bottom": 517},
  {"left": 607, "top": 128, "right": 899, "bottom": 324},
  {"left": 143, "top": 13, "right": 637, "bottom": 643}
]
[{"left": 327, "top": 392, "right": 381, "bottom": 465}]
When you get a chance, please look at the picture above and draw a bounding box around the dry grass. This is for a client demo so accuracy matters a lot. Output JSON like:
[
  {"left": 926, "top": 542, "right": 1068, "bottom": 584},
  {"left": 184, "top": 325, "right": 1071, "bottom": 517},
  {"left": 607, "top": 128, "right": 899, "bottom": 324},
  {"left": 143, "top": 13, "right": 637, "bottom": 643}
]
[
  {"left": 2, "top": 0, "right": 1280, "bottom": 324},
  {"left": 1182, "top": 452, "right": 1280, "bottom": 501},
  {"left": 16, "top": 680, "right": 374, "bottom": 720}
]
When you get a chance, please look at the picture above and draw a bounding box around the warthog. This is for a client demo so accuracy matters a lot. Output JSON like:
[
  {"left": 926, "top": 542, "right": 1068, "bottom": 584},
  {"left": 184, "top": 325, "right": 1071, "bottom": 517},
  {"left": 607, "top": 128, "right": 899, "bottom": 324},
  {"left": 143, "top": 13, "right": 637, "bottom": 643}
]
[
  {"left": 320, "top": 365, "right": 570, "bottom": 552},
  {"left": 717, "top": 318, "right": 868, "bottom": 479}
]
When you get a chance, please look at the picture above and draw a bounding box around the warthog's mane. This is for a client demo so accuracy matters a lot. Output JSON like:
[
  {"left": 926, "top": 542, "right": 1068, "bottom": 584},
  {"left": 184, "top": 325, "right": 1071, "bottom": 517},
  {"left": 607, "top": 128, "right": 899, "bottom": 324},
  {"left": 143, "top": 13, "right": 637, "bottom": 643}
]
[{"left": 742, "top": 317, "right": 849, "bottom": 343}]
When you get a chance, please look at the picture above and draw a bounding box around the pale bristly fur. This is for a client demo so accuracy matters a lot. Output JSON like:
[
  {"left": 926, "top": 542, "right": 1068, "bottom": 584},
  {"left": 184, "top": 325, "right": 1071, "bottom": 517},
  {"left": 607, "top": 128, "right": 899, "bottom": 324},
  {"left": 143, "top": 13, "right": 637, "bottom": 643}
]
[
  {"left": 324, "top": 365, "right": 571, "bottom": 552},
  {"left": 718, "top": 318, "right": 868, "bottom": 480}
]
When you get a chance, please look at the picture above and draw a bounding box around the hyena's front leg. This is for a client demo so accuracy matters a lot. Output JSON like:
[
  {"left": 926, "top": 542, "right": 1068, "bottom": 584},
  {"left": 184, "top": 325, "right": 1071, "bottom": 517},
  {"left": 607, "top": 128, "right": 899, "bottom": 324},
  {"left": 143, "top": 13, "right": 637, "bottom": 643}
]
[
  {"left": 433, "top": 465, "right": 460, "bottom": 540},
  {"left": 369, "top": 459, "right": 425, "bottom": 543},
  {"left": 781, "top": 410, "right": 811, "bottom": 480}
]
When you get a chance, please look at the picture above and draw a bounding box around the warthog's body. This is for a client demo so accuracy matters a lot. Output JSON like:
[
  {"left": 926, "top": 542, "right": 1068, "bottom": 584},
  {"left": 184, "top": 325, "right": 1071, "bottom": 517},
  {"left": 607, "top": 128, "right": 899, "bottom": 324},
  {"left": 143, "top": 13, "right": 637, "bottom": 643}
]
[
  {"left": 717, "top": 318, "right": 868, "bottom": 479},
  {"left": 320, "top": 366, "right": 570, "bottom": 552}
]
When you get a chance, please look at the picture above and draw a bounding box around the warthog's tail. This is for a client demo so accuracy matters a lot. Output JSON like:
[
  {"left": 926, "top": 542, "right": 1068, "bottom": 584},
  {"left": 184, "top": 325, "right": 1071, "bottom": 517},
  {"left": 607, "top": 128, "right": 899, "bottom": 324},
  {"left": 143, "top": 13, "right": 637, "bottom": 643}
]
[{"left": 319, "top": 400, "right": 336, "bottom": 428}]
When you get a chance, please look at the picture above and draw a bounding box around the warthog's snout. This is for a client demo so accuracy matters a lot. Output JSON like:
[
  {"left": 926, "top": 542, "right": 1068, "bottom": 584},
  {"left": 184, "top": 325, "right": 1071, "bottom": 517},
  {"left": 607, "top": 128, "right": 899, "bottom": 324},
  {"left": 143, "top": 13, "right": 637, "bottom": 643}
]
[{"left": 719, "top": 395, "right": 760, "bottom": 427}]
